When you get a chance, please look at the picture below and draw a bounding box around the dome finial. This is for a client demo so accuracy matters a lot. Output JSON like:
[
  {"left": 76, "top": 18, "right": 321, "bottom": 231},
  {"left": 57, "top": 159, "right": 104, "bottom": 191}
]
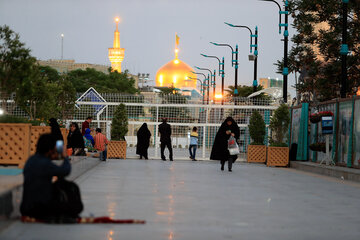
[{"left": 175, "top": 33, "right": 180, "bottom": 59}]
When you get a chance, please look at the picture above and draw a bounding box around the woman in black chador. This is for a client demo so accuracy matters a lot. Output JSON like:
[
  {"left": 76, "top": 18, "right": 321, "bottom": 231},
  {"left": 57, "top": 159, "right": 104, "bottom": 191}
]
[
  {"left": 49, "top": 118, "right": 63, "bottom": 142},
  {"left": 136, "top": 123, "right": 151, "bottom": 159},
  {"left": 67, "top": 122, "right": 85, "bottom": 156},
  {"left": 210, "top": 117, "right": 240, "bottom": 172}
]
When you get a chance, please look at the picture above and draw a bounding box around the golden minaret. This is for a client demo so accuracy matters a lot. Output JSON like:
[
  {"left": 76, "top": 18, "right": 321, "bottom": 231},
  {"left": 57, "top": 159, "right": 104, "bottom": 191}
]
[{"left": 108, "top": 18, "right": 125, "bottom": 73}]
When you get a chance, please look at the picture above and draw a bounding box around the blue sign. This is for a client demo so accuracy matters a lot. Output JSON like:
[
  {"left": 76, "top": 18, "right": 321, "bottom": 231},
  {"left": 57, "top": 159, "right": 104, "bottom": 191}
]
[{"left": 321, "top": 116, "right": 333, "bottom": 135}]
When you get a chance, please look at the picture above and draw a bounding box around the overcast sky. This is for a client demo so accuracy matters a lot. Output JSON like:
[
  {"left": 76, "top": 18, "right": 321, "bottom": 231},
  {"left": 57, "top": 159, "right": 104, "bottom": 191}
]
[{"left": 0, "top": 0, "right": 296, "bottom": 96}]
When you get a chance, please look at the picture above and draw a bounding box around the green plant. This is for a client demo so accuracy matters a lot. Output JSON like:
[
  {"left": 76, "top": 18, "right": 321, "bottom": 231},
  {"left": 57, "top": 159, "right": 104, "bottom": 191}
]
[
  {"left": 249, "top": 110, "right": 266, "bottom": 145},
  {"left": 269, "top": 104, "right": 290, "bottom": 146},
  {"left": 111, "top": 103, "right": 128, "bottom": 141},
  {"left": 0, "top": 115, "right": 47, "bottom": 126}
]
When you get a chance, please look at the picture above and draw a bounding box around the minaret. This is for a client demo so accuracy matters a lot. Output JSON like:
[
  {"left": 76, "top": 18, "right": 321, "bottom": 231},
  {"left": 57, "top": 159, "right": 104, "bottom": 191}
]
[{"left": 108, "top": 18, "right": 125, "bottom": 73}]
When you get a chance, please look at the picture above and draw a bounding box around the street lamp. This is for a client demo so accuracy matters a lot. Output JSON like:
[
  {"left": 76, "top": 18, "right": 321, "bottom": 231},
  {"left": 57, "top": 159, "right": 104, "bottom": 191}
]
[
  {"left": 225, "top": 23, "right": 259, "bottom": 92},
  {"left": 187, "top": 76, "right": 205, "bottom": 105},
  {"left": 191, "top": 71, "right": 210, "bottom": 104},
  {"left": 260, "top": 0, "right": 289, "bottom": 103},
  {"left": 194, "top": 66, "right": 216, "bottom": 103},
  {"left": 61, "top": 33, "right": 64, "bottom": 60},
  {"left": 210, "top": 42, "right": 239, "bottom": 98},
  {"left": 200, "top": 54, "right": 225, "bottom": 105},
  {"left": 340, "top": 0, "right": 349, "bottom": 98}
]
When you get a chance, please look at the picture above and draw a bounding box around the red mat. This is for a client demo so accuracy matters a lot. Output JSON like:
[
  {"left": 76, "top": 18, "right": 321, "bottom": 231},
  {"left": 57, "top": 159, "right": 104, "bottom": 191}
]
[{"left": 21, "top": 216, "right": 146, "bottom": 224}]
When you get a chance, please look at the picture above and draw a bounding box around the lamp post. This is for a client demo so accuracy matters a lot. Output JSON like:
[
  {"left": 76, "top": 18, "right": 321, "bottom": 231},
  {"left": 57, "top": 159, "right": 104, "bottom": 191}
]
[
  {"left": 210, "top": 42, "right": 239, "bottom": 98},
  {"left": 191, "top": 71, "right": 209, "bottom": 104},
  {"left": 340, "top": 0, "right": 349, "bottom": 98},
  {"left": 187, "top": 77, "right": 205, "bottom": 105},
  {"left": 200, "top": 54, "right": 225, "bottom": 105},
  {"left": 261, "top": 0, "right": 289, "bottom": 103},
  {"left": 194, "top": 66, "right": 216, "bottom": 103},
  {"left": 225, "top": 23, "right": 258, "bottom": 92},
  {"left": 61, "top": 33, "right": 64, "bottom": 60}
]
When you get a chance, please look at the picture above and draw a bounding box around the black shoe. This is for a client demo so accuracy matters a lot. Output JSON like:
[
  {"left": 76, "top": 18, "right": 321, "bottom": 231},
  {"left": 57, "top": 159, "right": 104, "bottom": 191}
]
[
  {"left": 170, "top": 159, "right": 173, "bottom": 161},
  {"left": 228, "top": 169, "right": 232, "bottom": 172},
  {"left": 145, "top": 157, "right": 148, "bottom": 160},
  {"left": 221, "top": 166, "right": 224, "bottom": 171},
  {"left": 140, "top": 156, "right": 142, "bottom": 159},
  {"left": 192, "top": 159, "right": 197, "bottom": 161},
  {"left": 162, "top": 158, "right": 166, "bottom": 161}
]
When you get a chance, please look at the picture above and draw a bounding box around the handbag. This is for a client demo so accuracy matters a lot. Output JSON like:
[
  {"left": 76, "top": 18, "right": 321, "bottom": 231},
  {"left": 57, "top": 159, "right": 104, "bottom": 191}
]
[{"left": 228, "top": 136, "right": 240, "bottom": 155}]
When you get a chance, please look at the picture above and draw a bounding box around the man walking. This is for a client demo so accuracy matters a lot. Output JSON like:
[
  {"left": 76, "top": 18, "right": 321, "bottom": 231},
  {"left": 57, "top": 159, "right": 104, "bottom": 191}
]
[{"left": 159, "top": 118, "right": 173, "bottom": 161}]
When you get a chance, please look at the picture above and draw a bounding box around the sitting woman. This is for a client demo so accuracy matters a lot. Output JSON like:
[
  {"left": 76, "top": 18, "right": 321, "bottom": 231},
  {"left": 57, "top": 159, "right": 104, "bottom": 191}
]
[
  {"left": 67, "top": 122, "right": 85, "bottom": 156},
  {"left": 83, "top": 128, "right": 95, "bottom": 152}
]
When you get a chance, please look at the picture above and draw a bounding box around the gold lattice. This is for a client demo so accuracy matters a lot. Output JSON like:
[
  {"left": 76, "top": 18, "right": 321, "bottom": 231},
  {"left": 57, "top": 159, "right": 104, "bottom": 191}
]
[
  {"left": 0, "top": 123, "right": 31, "bottom": 167},
  {"left": 267, "top": 147, "right": 289, "bottom": 167},
  {"left": 247, "top": 145, "right": 267, "bottom": 163},
  {"left": 107, "top": 141, "right": 127, "bottom": 159},
  {"left": 30, "top": 126, "right": 51, "bottom": 155}
]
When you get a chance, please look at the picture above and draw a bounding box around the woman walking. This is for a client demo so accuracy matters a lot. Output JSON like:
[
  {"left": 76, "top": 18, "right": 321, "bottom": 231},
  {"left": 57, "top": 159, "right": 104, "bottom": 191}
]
[
  {"left": 210, "top": 117, "right": 240, "bottom": 172},
  {"left": 136, "top": 123, "right": 151, "bottom": 159}
]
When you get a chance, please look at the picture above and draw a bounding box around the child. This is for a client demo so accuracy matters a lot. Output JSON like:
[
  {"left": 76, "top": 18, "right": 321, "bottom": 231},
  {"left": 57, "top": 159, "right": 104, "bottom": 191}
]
[
  {"left": 189, "top": 127, "right": 198, "bottom": 161},
  {"left": 94, "top": 128, "right": 109, "bottom": 161}
]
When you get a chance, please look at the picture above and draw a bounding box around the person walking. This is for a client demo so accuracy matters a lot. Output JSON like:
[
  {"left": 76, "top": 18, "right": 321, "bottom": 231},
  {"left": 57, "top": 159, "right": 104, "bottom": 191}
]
[
  {"left": 67, "top": 122, "right": 85, "bottom": 156},
  {"left": 159, "top": 118, "right": 173, "bottom": 161},
  {"left": 136, "top": 123, "right": 151, "bottom": 160},
  {"left": 210, "top": 117, "right": 240, "bottom": 172},
  {"left": 189, "top": 127, "right": 198, "bottom": 161},
  {"left": 94, "top": 128, "right": 109, "bottom": 161},
  {"left": 81, "top": 116, "right": 93, "bottom": 136}
]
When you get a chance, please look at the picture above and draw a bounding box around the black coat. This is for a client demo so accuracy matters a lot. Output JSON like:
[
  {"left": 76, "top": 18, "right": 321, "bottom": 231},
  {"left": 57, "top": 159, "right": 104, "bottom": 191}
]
[
  {"left": 210, "top": 117, "right": 240, "bottom": 161},
  {"left": 159, "top": 122, "right": 172, "bottom": 143},
  {"left": 20, "top": 154, "right": 71, "bottom": 217},
  {"left": 136, "top": 123, "right": 151, "bottom": 155},
  {"left": 67, "top": 123, "right": 84, "bottom": 149},
  {"left": 49, "top": 118, "right": 63, "bottom": 142}
]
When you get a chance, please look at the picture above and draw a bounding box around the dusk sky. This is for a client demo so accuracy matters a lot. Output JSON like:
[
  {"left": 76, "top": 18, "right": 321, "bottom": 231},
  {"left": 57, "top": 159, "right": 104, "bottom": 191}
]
[{"left": 0, "top": 0, "right": 296, "bottom": 96}]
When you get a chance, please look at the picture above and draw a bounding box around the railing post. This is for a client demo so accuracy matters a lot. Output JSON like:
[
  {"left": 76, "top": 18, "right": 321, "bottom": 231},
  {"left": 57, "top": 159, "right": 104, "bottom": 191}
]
[{"left": 155, "top": 105, "right": 159, "bottom": 158}]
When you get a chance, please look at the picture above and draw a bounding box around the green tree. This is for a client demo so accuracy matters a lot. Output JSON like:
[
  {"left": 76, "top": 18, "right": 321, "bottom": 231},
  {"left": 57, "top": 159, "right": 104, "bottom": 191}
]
[
  {"left": 67, "top": 68, "right": 138, "bottom": 94},
  {"left": 0, "top": 25, "right": 36, "bottom": 112},
  {"left": 249, "top": 111, "right": 266, "bottom": 145},
  {"left": 111, "top": 103, "right": 128, "bottom": 141},
  {"left": 283, "top": 0, "right": 360, "bottom": 101},
  {"left": 269, "top": 104, "right": 290, "bottom": 146}
]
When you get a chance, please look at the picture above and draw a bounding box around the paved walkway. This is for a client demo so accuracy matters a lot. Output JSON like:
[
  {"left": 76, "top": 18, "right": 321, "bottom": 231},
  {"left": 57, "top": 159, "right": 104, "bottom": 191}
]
[{"left": 1, "top": 160, "right": 360, "bottom": 240}]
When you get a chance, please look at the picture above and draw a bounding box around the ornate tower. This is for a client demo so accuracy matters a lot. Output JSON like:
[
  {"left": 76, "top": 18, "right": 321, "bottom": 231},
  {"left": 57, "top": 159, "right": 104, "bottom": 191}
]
[{"left": 108, "top": 18, "right": 125, "bottom": 73}]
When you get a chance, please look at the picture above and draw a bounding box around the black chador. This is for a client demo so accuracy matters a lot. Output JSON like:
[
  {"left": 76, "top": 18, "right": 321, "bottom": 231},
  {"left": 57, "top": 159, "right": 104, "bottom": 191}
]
[{"left": 136, "top": 123, "right": 151, "bottom": 159}]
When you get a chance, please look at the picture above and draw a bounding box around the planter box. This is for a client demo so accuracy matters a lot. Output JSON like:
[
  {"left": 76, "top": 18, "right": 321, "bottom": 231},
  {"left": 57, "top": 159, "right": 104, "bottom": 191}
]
[
  {"left": 107, "top": 141, "right": 127, "bottom": 159},
  {"left": 267, "top": 146, "right": 289, "bottom": 167},
  {"left": 247, "top": 145, "right": 267, "bottom": 163},
  {"left": 0, "top": 123, "right": 32, "bottom": 168}
]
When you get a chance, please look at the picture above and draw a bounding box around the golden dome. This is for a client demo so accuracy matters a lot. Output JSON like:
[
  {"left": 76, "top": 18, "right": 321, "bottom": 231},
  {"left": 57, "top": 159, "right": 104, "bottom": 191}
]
[{"left": 155, "top": 58, "right": 197, "bottom": 89}]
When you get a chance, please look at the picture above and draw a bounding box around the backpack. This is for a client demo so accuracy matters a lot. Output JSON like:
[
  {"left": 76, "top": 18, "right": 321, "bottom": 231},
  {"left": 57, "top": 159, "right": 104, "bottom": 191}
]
[{"left": 52, "top": 179, "right": 83, "bottom": 218}]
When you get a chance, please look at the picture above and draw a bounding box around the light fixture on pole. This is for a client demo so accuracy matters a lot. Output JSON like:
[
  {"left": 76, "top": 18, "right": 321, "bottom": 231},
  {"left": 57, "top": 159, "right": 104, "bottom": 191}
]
[
  {"left": 225, "top": 22, "right": 259, "bottom": 92},
  {"left": 61, "top": 33, "right": 64, "bottom": 60}
]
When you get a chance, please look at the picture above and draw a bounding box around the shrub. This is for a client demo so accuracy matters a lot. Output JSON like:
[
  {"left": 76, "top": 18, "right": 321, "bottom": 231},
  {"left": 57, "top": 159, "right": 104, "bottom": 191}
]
[
  {"left": 111, "top": 104, "right": 128, "bottom": 141},
  {"left": 248, "top": 110, "right": 266, "bottom": 145},
  {"left": 269, "top": 104, "right": 290, "bottom": 146}
]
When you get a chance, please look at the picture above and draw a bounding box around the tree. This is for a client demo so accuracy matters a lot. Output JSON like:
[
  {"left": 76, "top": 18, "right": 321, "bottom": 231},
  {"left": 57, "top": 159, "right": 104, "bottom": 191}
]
[
  {"left": 67, "top": 68, "right": 138, "bottom": 94},
  {"left": 111, "top": 103, "right": 128, "bottom": 141},
  {"left": 0, "top": 25, "right": 36, "bottom": 112},
  {"left": 249, "top": 111, "right": 266, "bottom": 145},
  {"left": 269, "top": 104, "right": 290, "bottom": 146},
  {"left": 284, "top": 0, "right": 360, "bottom": 102}
]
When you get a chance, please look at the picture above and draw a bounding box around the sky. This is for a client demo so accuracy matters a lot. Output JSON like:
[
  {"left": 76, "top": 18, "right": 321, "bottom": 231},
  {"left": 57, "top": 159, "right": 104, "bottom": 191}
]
[{"left": 0, "top": 0, "right": 296, "bottom": 96}]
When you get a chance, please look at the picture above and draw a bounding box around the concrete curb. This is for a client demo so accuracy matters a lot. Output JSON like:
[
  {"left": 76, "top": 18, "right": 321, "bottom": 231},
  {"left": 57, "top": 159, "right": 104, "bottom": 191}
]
[{"left": 290, "top": 161, "right": 360, "bottom": 183}]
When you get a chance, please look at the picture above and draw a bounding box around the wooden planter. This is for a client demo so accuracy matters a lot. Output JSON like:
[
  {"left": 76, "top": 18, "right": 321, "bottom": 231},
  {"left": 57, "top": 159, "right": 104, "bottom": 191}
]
[
  {"left": 107, "top": 140, "right": 127, "bottom": 159},
  {"left": 247, "top": 145, "right": 267, "bottom": 163},
  {"left": 267, "top": 146, "right": 289, "bottom": 167},
  {"left": 0, "top": 123, "right": 32, "bottom": 168}
]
